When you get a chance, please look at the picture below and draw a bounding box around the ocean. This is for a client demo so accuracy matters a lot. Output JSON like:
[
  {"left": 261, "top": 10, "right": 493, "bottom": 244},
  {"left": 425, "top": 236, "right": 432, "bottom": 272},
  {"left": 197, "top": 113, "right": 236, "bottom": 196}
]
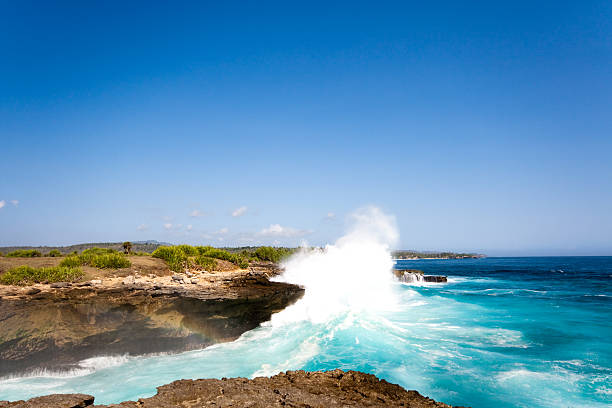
[{"left": 1, "top": 256, "right": 609, "bottom": 407}]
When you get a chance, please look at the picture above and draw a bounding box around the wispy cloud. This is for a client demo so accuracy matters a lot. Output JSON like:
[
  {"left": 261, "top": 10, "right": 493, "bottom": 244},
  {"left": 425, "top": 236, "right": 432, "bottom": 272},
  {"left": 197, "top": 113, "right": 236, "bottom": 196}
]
[
  {"left": 137, "top": 224, "right": 148, "bottom": 231},
  {"left": 0, "top": 200, "right": 5, "bottom": 209},
  {"left": 325, "top": 212, "right": 336, "bottom": 220},
  {"left": 259, "top": 224, "right": 311, "bottom": 238},
  {"left": 190, "top": 210, "right": 205, "bottom": 217},
  {"left": 232, "top": 206, "right": 247, "bottom": 217},
  {"left": 216, "top": 227, "right": 229, "bottom": 234},
  {"left": 10, "top": 200, "right": 19, "bottom": 207},
  {"left": 163, "top": 223, "right": 173, "bottom": 230},
  {"left": 186, "top": 224, "right": 193, "bottom": 231}
]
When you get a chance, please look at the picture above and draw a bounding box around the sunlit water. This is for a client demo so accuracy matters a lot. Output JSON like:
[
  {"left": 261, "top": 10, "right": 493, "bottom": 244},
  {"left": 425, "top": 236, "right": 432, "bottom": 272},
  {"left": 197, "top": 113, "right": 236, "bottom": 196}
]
[{"left": 1, "top": 257, "right": 610, "bottom": 407}]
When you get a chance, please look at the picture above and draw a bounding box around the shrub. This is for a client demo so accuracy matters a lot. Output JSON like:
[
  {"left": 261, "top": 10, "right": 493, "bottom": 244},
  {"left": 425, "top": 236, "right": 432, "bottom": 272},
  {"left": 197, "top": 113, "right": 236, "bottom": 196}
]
[
  {"left": 152, "top": 246, "right": 189, "bottom": 272},
  {"left": 6, "top": 249, "right": 42, "bottom": 258},
  {"left": 59, "top": 256, "right": 82, "bottom": 267},
  {"left": 60, "top": 252, "right": 131, "bottom": 269},
  {"left": 0, "top": 265, "right": 84, "bottom": 285},
  {"left": 253, "top": 247, "right": 295, "bottom": 263},
  {"left": 153, "top": 245, "right": 248, "bottom": 272},
  {"left": 90, "top": 253, "right": 131, "bottom": 269},
  {"left": 123, "top": 241, "right": 132, "bottom": 254},
  {"left": 48, "top": 249, "right": 62, "bottom": 257},
  {"left": 196, "top": 246, "right": 249, "bottom": 268},
  {"left": 195, "top": 256, "right": 218, "bottom": 271}
]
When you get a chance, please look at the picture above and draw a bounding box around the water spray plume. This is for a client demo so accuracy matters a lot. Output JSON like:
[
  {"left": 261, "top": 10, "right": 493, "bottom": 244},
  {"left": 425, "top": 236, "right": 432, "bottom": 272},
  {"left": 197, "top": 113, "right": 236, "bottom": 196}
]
[{"left": 273, "top": 206, "right": 400, "bottom": 323}]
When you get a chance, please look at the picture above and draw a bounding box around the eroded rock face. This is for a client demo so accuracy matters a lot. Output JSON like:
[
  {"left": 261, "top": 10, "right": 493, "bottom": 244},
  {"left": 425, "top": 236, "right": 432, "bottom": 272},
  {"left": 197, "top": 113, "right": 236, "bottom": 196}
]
[
  {"left": 0, "top": 273, "right": 304, "bottom": 377},
  {"left": 0, "top": 370, "right": 466, "bottom": 407}
]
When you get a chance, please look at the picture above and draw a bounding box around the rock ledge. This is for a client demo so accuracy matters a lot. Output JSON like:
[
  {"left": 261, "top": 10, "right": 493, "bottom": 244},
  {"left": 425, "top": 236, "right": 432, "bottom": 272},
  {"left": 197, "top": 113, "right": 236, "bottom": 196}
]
[{"left": 0, "top": 370, "right": 466, "bottom": 408}]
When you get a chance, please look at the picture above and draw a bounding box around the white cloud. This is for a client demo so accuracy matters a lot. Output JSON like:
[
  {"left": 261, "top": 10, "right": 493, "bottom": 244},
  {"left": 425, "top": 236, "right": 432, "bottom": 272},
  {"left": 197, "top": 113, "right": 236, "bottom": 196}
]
[
  {"left": 216, "top": 227, "right": 229, "bottom": 234},
  {"left": 163, "top": 223, "right": 173, "bottom": 230},
  {"left": 190, "top": 210, "right": 205, "bottom": 217},
  {"left": 137, "top": 224, "right": 148, "bottom": 231},
  {"left": 0, "top": 200, "right": 5, "bottom": 209},
  {"left": 259, "top": 224, "right": 311, "bottom": 238},
  {"left": 232, "top": 206, "right": 247, "bottom": 217},
  {"left": 186, "top": 224, "right": 193, "bottom": 231},
  {"left": 325, "top": 212, "right": 336, "bottom": 219},
  {"left": 10, "top": 200, "right": 19, "bottom": 207}
]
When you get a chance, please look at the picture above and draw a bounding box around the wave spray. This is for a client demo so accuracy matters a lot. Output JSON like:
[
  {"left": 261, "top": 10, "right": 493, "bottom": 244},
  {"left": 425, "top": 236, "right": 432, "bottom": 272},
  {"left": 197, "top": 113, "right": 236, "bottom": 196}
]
[{"left": 271, "top": 206, "right": 400, "bottom": 324}]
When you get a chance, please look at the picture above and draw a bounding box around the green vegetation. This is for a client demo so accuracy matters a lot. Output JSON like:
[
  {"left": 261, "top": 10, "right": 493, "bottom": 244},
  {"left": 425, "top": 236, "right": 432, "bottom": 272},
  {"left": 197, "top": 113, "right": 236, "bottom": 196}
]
[
  {"left": 195, "top": 256, "right": 218, "bottom": 271},
  {"left": 6, "top": 249, "right": 42, "bottom": 258},
  {"left": 152, "top": 245, "right": 248, "bottom": 272},
  {"left": 392, "top": 250, "right": 483, "bottom": 259},
  {"left": 0, "top": 265, "right": 84, "bottom": 285},
  {"left": 123, "top": 241, "right": 132, "bottom": 254},
  {"left": 59, "top": 247, "right": 131, "bottom": 269},
  {"left": 250, "top": 246, "right": 296, "bottom": 263},
  {"left": 47, "top": 249, "right": 62, "bottom": 257}
]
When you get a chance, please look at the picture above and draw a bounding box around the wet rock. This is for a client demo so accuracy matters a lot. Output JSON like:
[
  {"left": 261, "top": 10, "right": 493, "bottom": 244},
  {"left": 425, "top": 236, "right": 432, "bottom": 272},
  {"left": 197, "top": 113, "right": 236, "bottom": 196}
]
[{"left": 423, "top": 275, "right": 448, "bottom": 283}]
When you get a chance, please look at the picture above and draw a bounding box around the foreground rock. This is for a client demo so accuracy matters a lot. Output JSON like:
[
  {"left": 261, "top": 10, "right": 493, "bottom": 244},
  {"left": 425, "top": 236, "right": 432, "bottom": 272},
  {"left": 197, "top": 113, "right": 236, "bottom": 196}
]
[
  {"left": 0, "top": 269, "right": 303, "bottom": 377},
  {"left": 0, "top": 370, "right": 465, "bottom": 407}
]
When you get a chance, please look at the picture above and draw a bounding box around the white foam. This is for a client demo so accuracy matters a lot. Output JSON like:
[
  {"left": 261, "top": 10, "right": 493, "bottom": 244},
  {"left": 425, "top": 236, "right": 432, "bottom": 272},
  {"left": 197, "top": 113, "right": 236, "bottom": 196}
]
[{"left": 272, "top": 206, "right": 399, "bottom": 324}]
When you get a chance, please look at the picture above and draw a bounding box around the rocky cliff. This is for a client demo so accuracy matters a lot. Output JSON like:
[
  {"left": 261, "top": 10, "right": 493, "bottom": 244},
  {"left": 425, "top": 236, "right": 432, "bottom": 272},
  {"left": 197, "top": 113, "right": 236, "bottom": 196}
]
[{"left": 0, "top": 270, "right": 304, "bottom": 377}]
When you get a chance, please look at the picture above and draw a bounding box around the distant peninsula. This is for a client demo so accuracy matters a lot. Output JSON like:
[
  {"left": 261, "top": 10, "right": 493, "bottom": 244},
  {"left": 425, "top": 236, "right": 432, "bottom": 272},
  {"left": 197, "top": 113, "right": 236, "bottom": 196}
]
[{"left": 393, "top": 250, "right": 484, "bottom": 260}]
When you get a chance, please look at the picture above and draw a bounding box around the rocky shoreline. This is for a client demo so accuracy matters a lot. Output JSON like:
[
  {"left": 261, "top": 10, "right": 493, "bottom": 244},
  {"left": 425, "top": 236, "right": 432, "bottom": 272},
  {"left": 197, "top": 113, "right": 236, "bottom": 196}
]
[
  {"left": 0, "top": 265, "right": 303, "bottom": 377},
  {"left": 0, "top": 370, "right": 464, "bottom": 407}
]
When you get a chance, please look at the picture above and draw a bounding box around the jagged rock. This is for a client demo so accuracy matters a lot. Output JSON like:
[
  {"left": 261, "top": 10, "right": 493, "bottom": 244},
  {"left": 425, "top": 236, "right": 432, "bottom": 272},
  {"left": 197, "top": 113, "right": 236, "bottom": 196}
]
[{"left": 1, "top": 370, "right": 462, "bottom": 407}]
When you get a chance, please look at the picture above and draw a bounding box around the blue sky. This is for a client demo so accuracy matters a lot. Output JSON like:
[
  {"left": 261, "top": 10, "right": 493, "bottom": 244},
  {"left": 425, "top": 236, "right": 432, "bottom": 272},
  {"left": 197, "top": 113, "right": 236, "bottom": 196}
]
[{"left": 1, "top": 1, "right": 611, "bottom": 255}]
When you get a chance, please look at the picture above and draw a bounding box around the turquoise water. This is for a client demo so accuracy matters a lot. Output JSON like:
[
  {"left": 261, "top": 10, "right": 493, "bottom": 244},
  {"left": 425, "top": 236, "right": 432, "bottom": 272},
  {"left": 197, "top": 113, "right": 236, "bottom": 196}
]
[{"left": 1, "top": 257, "right": 610, "bottom": 407}]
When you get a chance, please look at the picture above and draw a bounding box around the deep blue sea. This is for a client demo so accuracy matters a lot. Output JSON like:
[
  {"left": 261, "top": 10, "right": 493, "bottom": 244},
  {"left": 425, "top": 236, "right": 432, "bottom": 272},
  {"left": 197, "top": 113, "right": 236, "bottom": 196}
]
[{"left": 1, "top": 257, "right": 610, "bottom": 407}]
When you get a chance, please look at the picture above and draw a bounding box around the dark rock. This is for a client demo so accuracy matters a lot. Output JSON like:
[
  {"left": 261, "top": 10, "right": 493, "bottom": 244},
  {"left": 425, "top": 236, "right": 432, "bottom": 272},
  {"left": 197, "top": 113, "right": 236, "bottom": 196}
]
[
  {"left": 23, "top": 288, "right": 41, "bottom": 295},
  {"left": 423, "top": 276, "right": 448, "bottom": 283}
]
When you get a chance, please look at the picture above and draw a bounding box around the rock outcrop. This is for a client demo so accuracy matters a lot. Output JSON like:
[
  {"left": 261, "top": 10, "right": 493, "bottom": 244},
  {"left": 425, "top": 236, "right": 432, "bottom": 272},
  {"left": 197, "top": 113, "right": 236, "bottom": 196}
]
[
  {"left": 394, "top": 269, "right": 447, "bottom": 283},
  {"left": 0, "top": 370, "right": 465, "bottom": 407},
  {"left": 0, "top": 270, "right": 304, "bottom": 377}
]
